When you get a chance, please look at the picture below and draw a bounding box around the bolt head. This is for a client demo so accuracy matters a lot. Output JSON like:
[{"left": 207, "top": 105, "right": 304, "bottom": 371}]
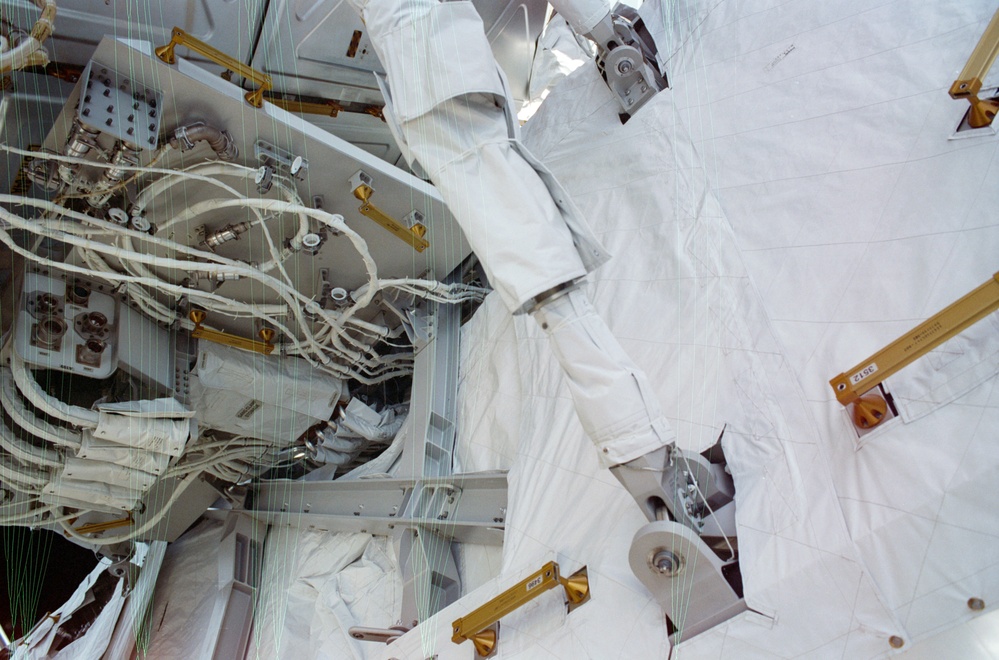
[
  {"left": 617, "top": 59, "right": 634, "bottom": 74},
  {"left": 651, "top": 549, "right": 683, "bottom": 576}
]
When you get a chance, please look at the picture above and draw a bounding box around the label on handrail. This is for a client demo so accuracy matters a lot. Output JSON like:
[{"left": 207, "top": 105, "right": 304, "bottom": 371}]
[{"left": 850, "top": 363, "right": 878, "bottom": 385}]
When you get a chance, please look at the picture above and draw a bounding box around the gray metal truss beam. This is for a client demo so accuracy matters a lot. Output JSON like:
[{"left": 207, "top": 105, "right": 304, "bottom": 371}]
[{"left": 246, "top": 472, "right": 506, "bottom": 546}]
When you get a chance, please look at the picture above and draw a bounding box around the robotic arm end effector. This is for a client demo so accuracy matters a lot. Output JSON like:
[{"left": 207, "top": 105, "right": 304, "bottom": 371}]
[{"left": 558, "top": 1, "right": 669, "bottom": 120}]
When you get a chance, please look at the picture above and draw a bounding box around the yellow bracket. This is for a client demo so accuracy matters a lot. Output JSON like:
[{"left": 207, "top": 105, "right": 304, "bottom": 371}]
[
  {"left": 74, "top": 514, "right": 133, "bottom": 535},
  {"left": 949, "top": 7, "right": 999, "bottom": 128},
  {"left": 352, "top": 184, "right": 430, "bottom": 253},
  {"left": 830, "top": 271, "right": 999, "bottom": 408},
  {"left": 452, "top": 561, "right": 590, "bottom": 656},
  {"left": 189, "top": 310, "right": 276, "bottom": 355},
  {"left": 155, "top": 27, "right": 273, "bottom": 109}
]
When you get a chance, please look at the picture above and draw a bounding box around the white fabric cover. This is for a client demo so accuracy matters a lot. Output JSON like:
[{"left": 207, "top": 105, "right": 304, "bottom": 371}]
[
  {"left": 190, "top": 342, "right": 344, "bottom": 444},
  {"left": 11, "top": 559, "right": 124, "bottom": 660},
  {"left": 249, "top": 531, "right": 401, "bottom": 659},
  {"left": 41, "top": 477, "right": 142, "bottom": 511},
  {"left": 141, "top": 519, "right": 227, "bottom": 658},
  {"left": 93, "top": 398, "right": 193, "bottom": 457},
  {"left": 77, "top": 432, "right": 170, "bottom": 475},
  {"left": 59, "top": 457, "right": 157, "bottom": 491},
  {"left": 660, "top": 0, "right": 999, "bottom": 651},
  {"left": 885, "top": 313, "right": 999, "bottom": 423}
]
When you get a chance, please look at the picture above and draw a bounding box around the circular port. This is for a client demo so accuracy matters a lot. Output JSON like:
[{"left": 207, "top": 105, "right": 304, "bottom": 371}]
[
  {"left": 35, "top": 315, "right": 67, "bottom": 348},
  {"left": 85, "top": 338, "right": 106, "bottom": 354},
  {"left": 329, "top": 287, "right": 348, "bottom": 303},
  {"left": 67, "top": 284, "right": 90, "bottom": 306},
  {"left": 84, "top": 312, "right": 108, "bottom": 332},
  {"left": 302, "top": 233, "right": 322, "bottom": 249},
  {"left": 107, "top": 207, "right": 129, "bottom": 226},
  {"left": 36, "top": 294, "right": 59, "bottom": 314}
]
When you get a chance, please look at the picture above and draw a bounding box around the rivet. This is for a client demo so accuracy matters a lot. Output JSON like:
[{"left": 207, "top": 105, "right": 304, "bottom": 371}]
[
  {"left": 889, "top": 636, "right": 904, "bottom": 649},
  {"left": 968, "top": 597, "right": 986, "bottom": 611}
]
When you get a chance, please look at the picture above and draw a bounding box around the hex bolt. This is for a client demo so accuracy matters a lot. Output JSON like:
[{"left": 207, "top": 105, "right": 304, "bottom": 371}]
[
  {"left": 105, "top": 118, "right": 113, "bottom": 126},
  {"left": 103, "top": 88, "right": 111, "bottom": 97},
  {"left": 651, "top": 549, "right": 682, "bottom": 576}
]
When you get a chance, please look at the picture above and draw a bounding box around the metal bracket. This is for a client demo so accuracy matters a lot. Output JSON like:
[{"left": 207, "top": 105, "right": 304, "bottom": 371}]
[
  {"left": 347, "top": 625, "right": 409, "bottom": 644},
  {"left": 254, "top": 139, "right": 309, "bottom": 180},
  {"left": 451, "top": 561, "right": 591, "bottom": 656},
  {"left": 629, "top": 521, "right": 747, "bottom": 644},
  {"left": 77, "top": 60, "right": 163, "bottom": 149}
]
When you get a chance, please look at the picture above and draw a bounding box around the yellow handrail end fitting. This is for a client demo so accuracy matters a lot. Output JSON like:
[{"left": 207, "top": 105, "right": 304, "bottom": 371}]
[{"left": 950, "top": 8, "right": 999, "bottom": 127}]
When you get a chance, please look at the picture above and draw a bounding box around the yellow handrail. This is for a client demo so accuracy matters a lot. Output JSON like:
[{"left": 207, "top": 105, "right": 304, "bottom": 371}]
[
  {"left": 156, "top": 27, "right": 272, "bottom": 109},
  {"left": 452, "top": 561, "right": 589, "bottom": 656},
  {"left": 830, "top": 271, "right": 999, "bottom": 407}
]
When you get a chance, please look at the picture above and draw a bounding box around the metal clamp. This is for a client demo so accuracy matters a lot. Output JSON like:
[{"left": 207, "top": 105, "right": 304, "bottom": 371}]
[
  {"left": 155, "top": 27, "right": 273, "bottom": 109},
  {"left": 451, "top": 561, "right": 589, "bottom": 657}
]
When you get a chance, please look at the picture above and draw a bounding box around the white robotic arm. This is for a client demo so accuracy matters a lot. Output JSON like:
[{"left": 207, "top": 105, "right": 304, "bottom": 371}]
[{"left": 345, "top": 0, "right": 744, "bottom": 640}]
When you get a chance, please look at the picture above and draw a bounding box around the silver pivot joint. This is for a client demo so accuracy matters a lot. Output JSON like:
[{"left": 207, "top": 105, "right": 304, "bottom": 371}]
[{"left": 585, "top": 6, "right": 668, "bottom": 121}]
